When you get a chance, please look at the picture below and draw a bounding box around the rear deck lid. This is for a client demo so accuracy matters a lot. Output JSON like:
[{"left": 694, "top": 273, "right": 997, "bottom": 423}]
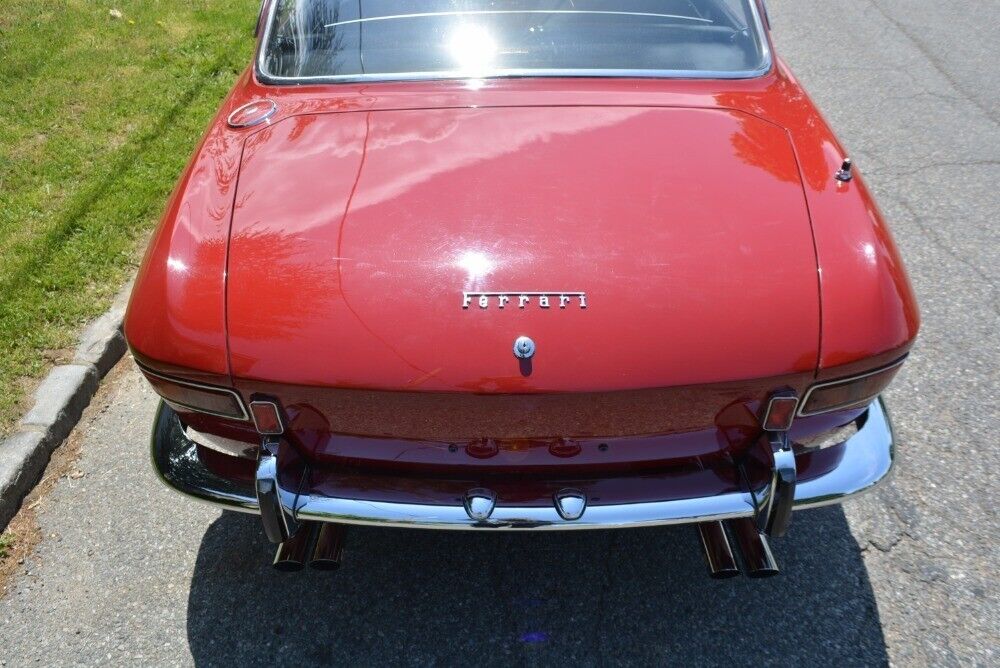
[{"left": 226, "top": 105, "right": 818, "bottom": 392}]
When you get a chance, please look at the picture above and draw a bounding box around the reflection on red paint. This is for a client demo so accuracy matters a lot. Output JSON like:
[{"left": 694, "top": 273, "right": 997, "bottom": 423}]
[{"left": 126, "top": 55, "right": 918, "bottom": 474}]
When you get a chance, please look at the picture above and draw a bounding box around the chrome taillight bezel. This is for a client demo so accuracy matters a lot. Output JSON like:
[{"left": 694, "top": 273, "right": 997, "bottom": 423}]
[
  {"left": 798, "top": 357, "right": 906, "bottom": 417},
  {"left": 138, "top": 364, "right": 249, "bottom": 421}
]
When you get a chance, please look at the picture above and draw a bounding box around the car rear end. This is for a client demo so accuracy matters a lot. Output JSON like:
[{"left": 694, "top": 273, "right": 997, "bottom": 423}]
[{"left": 127, "top": 0, "right": 918, "bottom": 576}]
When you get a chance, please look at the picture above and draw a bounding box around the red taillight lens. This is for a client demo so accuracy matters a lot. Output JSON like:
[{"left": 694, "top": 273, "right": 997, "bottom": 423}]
[
  {"left": 763, "top": 396, "right": 799, "bottom": 431},
  {"left": 140, "top": 368, "right": 248, "bottom": 420},
  {"left": 249, "top": 400, "right": 284, "bottom": 435},
  {"left": 800, "top": 360, "right": 904, "bottom": 417}
]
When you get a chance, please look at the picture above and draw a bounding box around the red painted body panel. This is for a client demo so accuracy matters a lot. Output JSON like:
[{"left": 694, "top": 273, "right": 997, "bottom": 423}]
[
  {"left": 233, "top": 373, "right": 807, "bottom": 443},
  {"left": 124, "top": 73, "right": 253, "bottom": 385},
  {"left": 227, "top": 105, "right": 818, "bottom": 391},
  {"left": 125, "top": 32, "right": 919, "bottom": 474},
  {"left": 726, "top": 59, "right": 921, "bottom": 372}
]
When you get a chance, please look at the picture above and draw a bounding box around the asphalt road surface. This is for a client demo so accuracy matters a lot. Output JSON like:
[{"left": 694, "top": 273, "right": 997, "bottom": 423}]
[{"left": 1, "top": 1, "right": 997, "bottom": 665}]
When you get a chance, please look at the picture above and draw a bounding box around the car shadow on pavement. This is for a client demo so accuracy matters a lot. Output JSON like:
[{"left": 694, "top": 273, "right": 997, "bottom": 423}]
[{"left": 186, "top": 506, "right": 887, "bottom": 667}]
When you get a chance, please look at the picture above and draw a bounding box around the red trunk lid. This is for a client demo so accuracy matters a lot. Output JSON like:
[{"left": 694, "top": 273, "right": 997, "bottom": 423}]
[{"left": 227, "top": 105, "right": 818, "bottom": 398}]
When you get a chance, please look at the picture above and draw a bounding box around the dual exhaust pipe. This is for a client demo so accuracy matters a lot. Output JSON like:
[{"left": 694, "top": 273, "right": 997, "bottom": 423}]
[
  {"left": 275, "top": 519, "right": 773, "bottom": 578},
  {"left": 273, "top": 522, "right": 346, "bottom": 572},
  {"left": 697, "top": 518, "right": 779, "bottom": 579}
]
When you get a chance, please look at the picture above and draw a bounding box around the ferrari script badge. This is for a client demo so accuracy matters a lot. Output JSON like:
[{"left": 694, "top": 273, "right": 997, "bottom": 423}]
[{"left": 462, "top": 291, "right": 587, "bottom": 310}]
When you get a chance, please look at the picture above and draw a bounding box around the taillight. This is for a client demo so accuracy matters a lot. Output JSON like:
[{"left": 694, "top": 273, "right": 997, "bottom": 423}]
[
  {"left": 762, "top": 395, "right": 799, "bottom": 431},
  {"left": 249, "top": 400, "right": 284, "bottom": 435},
  {"left": 799, "top": 359, "right": 905, "bottom": 417},
  {"left": 139, "top": 367, "right": 248, "bottom": 420}
]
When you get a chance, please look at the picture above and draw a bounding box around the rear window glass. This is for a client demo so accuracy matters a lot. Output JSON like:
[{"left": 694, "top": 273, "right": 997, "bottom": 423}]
[{"left": 259, "top": 1, "right": 770, "bottom": 82}]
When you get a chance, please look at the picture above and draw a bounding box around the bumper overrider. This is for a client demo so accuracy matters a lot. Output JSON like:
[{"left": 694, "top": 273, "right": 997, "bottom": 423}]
[{"left": 152, "top": 398, "right": 895, "bottom": 575}]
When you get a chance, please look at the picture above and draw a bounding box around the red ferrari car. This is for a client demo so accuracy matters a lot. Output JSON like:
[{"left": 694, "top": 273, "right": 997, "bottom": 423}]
[{"left": 127, "top": 0, "right": 919, "bottom": 578}]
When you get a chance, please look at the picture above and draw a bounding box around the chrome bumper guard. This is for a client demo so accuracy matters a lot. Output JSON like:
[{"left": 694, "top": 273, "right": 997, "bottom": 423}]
[{"left": 151, "top": 399, "right": 894, "bottom": 533}]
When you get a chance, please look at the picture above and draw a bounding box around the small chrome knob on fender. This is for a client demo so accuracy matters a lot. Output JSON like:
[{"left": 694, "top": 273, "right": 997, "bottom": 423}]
[
  {"left": 554, "top": 489, "right": 587, "bottom": 521},
  {"left": 835, "top": 158, "right": 854, "bottom": 182},
  {"left": 513, "top": 335, "right": 536, "bottom": 359},
  {"left": 463, "top": 488, "right": 497, "bottom": 521}
]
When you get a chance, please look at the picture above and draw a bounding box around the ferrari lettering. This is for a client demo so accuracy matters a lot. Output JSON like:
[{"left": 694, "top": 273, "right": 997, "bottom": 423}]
[{"left": 462, "top": 292, "right": 587, "bottom": 310}]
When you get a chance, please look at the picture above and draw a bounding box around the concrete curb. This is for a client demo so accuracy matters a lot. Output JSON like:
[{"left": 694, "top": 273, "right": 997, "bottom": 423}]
[{"left": 0, "top": 281, "right": 133, "bottom": 529}]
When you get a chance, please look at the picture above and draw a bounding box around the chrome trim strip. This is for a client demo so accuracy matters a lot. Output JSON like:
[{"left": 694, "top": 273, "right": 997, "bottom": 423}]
[
  {"left": 798, "top": 357, "right": 907, "bottom": 417},
  {"left": 137, "top": 363, "right": 249, "bottom": 421},
  {"left": 756, "top": 431, "right": 796, "bottom": 536},
  {"left": 253, "top": 0, "right": 269, "bottom": 38},
  {"left": 297, "top": 488, "right": 754, "bottom": 530},
  {"left": 255, "top": 0, "right": 772, "bottom": 85},
  {"left": 258, "top": 66, "right": 775, "bottom": 85},
  {"left": 256, "top": 437, "right": 300, "bottom": 542},
  {"left": 324, "top": 10, "right": 714, "bottom": 28},
  {"left": 758, "top": 0, "right": 771, "bottom": 30},
  {"left": 151, "top": 399, "right": 895, "bottom": 531}
]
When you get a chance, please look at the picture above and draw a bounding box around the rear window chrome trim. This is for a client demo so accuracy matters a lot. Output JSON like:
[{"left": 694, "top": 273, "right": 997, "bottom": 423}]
[
  {"left": 324, "top": 10, "right": 715, "bottom": 28},
  {"left": 255, "top": 0, "right": 773, "bottom": 85}
]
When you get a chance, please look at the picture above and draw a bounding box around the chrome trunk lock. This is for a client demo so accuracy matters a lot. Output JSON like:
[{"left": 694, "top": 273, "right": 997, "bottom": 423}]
[{"left": 513, "top": 335, "right": 536, "bottom": 359}]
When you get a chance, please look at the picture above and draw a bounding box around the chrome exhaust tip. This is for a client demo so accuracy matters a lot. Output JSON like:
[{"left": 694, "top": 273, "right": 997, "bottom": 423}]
[
  {"left": 696, "top": 521, "right": 740, "bottom": 579},
  {"left": 727, "top": 517, "right": 779, "bottom": 578},
  {"left": 272, "top": 522, "right": 319, "bottom": 572},
  {"left": 308, "top": 523, "right": 346, "bottom": 571}
]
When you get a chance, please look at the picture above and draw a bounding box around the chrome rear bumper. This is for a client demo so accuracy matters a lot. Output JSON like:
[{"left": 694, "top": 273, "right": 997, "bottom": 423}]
[{"left": 151, "top": 399, "right": 894, "bottom": 531}]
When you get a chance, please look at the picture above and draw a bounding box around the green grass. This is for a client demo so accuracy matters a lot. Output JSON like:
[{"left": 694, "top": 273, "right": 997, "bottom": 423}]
[
  {"left": 0, "top": 533, "right": 13, "bottom": 559},
  {"left": 0, "top": 1, "right": 255, "bottom": 431}
]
